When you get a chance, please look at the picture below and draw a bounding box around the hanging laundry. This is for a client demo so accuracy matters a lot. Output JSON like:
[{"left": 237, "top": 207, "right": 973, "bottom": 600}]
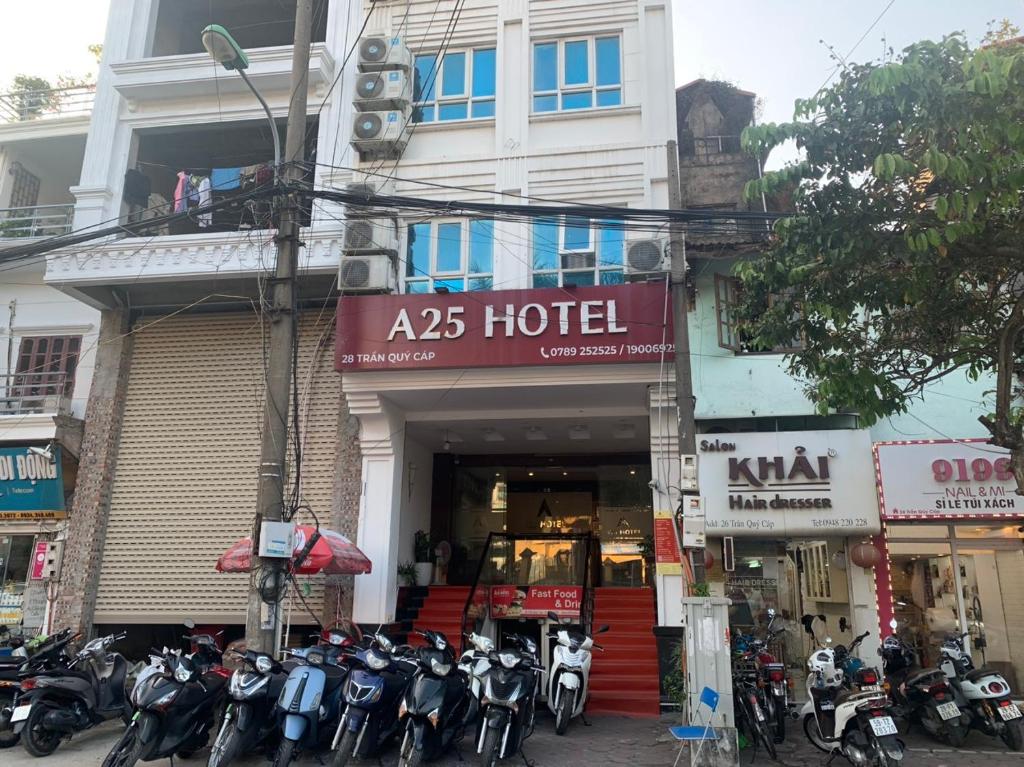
[
  {"left": 210, "top": 167, "right": 242, "bottom": 191},
  {"left": 197, "top": 177, "right": 212, "bottom": 228},
  {"left": 255, "top": 164, "right": 273, "bottom": 186},
  {"left": 173, "top": 171, "right": 190, "bottom": 213},
  {"left": 188, "top": 174, "right": 203, "bottom": 206}
]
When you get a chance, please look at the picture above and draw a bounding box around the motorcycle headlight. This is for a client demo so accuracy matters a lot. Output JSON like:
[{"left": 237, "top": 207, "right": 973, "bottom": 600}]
[
  {"left": 307, "top": 651, "right": 324, "bottom": 666},
  {"left": 498, "top": 651, "right": 519, "bottom": 670},
  {"left": 366, "top": 650, "right": 389, "bottom": 671},
  {"left": 430, "top": 658, "right": 451, "bottom": 676},
  {"left": 174, "top": 665, "right": 194, "bottom": 684},
  {"left": 150, "top": 688, "right": 178, "bottom": 709},
  {"left": 230, "top": 671, "right": 269, "bottom": 698},
  {"left": 255, "top": 655, "right": 274, "bottom": 674},
  {"left": 484, "top": 676, "right": 522, "bottom": 709}
]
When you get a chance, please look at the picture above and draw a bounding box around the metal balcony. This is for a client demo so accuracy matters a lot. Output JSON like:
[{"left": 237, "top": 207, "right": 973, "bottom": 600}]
[
  {"left": 0, "top": 85, "right": 95, "bottom": 123},
  {"left": 0, "top": 373, "right": 72, "bottom": 416},
  {"left": 0, "top": 205, "right": 75, "bottom": 238}
]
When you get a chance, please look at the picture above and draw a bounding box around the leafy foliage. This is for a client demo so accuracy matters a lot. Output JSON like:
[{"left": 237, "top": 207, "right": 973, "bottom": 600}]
[{"left": 738, "top": 35, "right": 1024, "bottom": 488}]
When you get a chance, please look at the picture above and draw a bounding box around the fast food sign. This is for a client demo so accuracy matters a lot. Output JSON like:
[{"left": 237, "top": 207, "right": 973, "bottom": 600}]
[{"left": 490, "top": 585, "right": 582, "bottom": 619}]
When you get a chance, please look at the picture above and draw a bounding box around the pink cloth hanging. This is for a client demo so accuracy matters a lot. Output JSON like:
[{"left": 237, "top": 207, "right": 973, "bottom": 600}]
[{"left": 173, "top": 171, "right": 188, "bottom": 213}]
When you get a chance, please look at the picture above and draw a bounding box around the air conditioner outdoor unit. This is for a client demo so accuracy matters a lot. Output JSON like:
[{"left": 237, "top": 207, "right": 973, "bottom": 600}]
[
  {"left": 343, "top": 216, "right": 399, "bottom": 255},
  {"left": 354, "top": 70, "right": 411, "bottom": 111},
  {"left": 357, "top": 36, "right": 413, "bottom": 73},
  {"left": 339, "top": 254, "right": 398, "bottom": 293},
  {"left": 351, "top": 107, "right": 410, "bottom": 160},
  {"left": 625, "top": 239, "right": 668, "bottom": 275}
]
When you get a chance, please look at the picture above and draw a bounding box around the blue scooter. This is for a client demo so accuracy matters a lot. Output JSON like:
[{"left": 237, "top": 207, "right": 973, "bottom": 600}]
[{"left": 272, "top": 629, "right": 357, "bottom": 767}]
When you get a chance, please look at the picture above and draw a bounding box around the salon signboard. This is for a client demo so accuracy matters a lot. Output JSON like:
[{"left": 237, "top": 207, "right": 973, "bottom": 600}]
[
  {"left": 336, "top": 283, "right": 673, "bottom": 372},
  {"left": 701, "top": 429, "right": 879, "bottom": 536},
  {"left": 874, "top": 439, "right": 1024, "bottom": 520}
]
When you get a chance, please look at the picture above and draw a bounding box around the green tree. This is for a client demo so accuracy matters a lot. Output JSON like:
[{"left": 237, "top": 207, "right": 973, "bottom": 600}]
[{"left": 738, "top": 35, "right": 1024, "bottom": 490}]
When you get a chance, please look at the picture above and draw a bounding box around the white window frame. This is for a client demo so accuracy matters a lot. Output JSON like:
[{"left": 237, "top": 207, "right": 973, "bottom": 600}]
[
  {"left": 532, "top": 34, "right": 624, "bottom": 114},
  {"left": 532, "top": 216, "right": 624, "bottom": 288},
  {"left": 404, "top": 219, "right": 494, "bottom": 293},
  {"left": 413, "top": 47, "right": 497, "bottom": 123}
]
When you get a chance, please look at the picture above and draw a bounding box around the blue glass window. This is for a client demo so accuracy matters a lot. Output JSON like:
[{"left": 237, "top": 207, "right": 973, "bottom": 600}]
[
  {"left": 534, "top": 43, "right": 557, "bottom": 92},
  {"left": 532, "top": 218, "right": 559, "bottom": 270},
  {"left": 472, "top": 49, "right": 496, "bottom": 97},
  {"left": 532, "top": 216, "right": 626, "bottom": 287},
  {"left": 413, "top": 48, "right": 495, "bottom": 123},
  {"left": 562, "top": 92, "right": 592, "bottom": 110},
  {"left": 436, "top": 223, "right": 462, "bottom": 272},
  {"left": 469, "top": 277, "right": 493, "bottom": 291},
  {"left": 599, "top": 220, "right": 624, "bottom": 266},
  {"left": 439, "top": 103, "right": 468, "bottom": 121},
  {"left": 414, "top": 55, "right": 437, "bottom": 103},
  {"left": 596, "top": 89, "right": 622, "bottom": 107},
  {"left": 469, "top": 220, "right": 494, "bottom": 274},
  {"left": 407, "top": 281, "right": 430, "bottom": 294},
  {"left": 563, "top": 217, "right": 592, "bottom": 251},
  {"left": 532, "top": 273, "right": 559, "bottom": 289},
  {"left": 472, "top": 100, "right": 496, "bottom": 118},
  {"left": 596, "top": 37, "right": 621, "bottom": 86},
  {"left": 599, "top": 270, "right": 624, "bottom": 285},
  {"left": 441, "top": 52, "right": 466, "bottom": 97},
  {"left": 533, "top": 95, "right": 557, "bottom": 113},
  {"left": 563, "top": 271, "right": 595, "bottom": 287},
  {"left": 434, "top": 278, "right": 465, "bottom": 293},
  {"left": 407, "top": 222, "right": 430, "bottom": 278},
  {"left": 564, "top": 41, "right": 589, "bottom": 86}
]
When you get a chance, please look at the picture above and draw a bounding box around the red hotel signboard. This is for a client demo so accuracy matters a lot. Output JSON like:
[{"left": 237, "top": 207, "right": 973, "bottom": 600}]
[{"left": 336, "top": 283, "right": 673, "bottom": 372}]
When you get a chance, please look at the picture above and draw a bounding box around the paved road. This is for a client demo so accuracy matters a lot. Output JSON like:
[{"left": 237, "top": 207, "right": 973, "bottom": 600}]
[{"left": 5, "top": 713, "right": 1024, "bottom": 767}]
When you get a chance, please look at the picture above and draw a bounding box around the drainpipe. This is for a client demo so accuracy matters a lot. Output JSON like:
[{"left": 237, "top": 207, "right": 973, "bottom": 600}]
[{"left": 5, "top": 299, "right": 15, "bottom": 398}]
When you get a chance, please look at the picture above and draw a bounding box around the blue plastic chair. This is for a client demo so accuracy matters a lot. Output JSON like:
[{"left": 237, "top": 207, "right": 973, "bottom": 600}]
[{"left": 670, "top": 686, "right": 722, "bottom": 766}]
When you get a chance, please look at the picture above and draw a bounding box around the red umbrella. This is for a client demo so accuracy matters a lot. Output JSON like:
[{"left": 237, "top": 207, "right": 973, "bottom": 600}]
[{"left": 216, "top": 525, "right": 372, "bottom": 575}]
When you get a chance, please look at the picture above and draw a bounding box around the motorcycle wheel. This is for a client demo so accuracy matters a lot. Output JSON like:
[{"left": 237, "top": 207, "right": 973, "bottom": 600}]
[
  {"left": 480, "top": 726, "right": 501, "bottom": 767},
  {"left": 943, "top": 719, "right": 968, "bottom": 748},
  {"left": 750, "top": 704, "right": 777, "bottom": 759},
  {"left": 0, "top": 690, "right": 19, "bottom": 749},
  {"left": 773, "top": 698, "right": 787, "bottom": 743},
  {"left": 331, "top": 728, "right": 357, "bottom": 767},
  {"left": 103, "top": 725, "right": 145, "bottom": 767},
  {"left": 398, "top": 730, "right": 424, "bottom": 767},
  {"left": 555, "top": 691, "right": 573, "bottom": 736},
  {"left": 802, "top": 713, "right": 832, "bottom": 754},
  {"left": 207, "top": 721, "right": 242, "bottom": 767},
  {"left": 1001, "top": 718, "right": 1024, "bottom": 751},
  {"left": 273, "top": 737, "right": 298, "bottom": 767},
  {"left": 22, "top": 703, "right": 61, "bottom": 757}
]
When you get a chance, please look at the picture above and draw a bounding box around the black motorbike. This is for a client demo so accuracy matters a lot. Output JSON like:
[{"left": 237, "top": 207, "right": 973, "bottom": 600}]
[
  {"left": 0, "top": 628, "right": 76, "bottom": 749},
  {"left": 207, "top": 648, "right": 290, "bottom": 767},
  {"left": 329, "top": 632, "right": 417, "bottom": 767},
  {"left": 12, "top": 631, "right": 131, "bottom": 756},
  {"left": 102, "top": 627, "right": 230, "bottom": 767},
  {"left": 882, "top": 633, "right": 970, "bottom": 747},
  {"left": 397, "top": 630, "right": 475, "bottom": 767},
  {"left": 476, "top": 633, "right": 542, "bottom": 767}
]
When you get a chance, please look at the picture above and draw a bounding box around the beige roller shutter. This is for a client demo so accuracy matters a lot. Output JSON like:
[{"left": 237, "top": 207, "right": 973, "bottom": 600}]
[{"left": 94, "top": 312, "right": 343, "bottom": 625}]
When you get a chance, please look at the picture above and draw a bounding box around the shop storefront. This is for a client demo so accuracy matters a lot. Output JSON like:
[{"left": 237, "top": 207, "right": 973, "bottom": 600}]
[
  {"left": 0, "top": 446, "right": 67, "bottom": 630},
  {"left": 689, "top": 429, "right": 883, "bottom": 675},
  {"left": 874, "top": 440, "right": 1024, "bottom": 690}
]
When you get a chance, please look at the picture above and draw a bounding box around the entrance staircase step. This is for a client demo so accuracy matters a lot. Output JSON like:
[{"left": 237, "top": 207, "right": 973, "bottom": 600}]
[{"left": 587, "top": 689, "right": 661, "bottom": 717}]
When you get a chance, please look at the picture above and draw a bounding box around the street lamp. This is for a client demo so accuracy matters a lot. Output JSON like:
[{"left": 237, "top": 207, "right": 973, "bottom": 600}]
[{"left": 201, "top": 24, "right": 281, "bottom": 177}]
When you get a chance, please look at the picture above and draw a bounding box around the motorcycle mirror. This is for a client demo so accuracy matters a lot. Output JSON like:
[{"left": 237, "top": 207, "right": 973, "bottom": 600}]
[
  {"left": 801, "top": 614, "right": 816, "bottom": 635},
  {"left": 839, "top": 617, "right": 849, "bottom": 633},
  {"left": 183, "top": 619, "right": 196, "bottom": 630},
  {"left": 767, "top": 608, "right": 776, "bottom": 619},
  {"left": 597, "top": 625, "right": 610, "bottom": 634},
  {"left": 547, "top": 611, "right": 560, "bottom": 622},
  {"left": 889, "top": 618, "right": 898, "bottom": 631}
]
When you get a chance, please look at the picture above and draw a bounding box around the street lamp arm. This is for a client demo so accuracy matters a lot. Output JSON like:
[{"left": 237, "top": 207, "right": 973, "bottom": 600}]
[{"left": 237, "top": 68, "right": 281, "bottom": 181}]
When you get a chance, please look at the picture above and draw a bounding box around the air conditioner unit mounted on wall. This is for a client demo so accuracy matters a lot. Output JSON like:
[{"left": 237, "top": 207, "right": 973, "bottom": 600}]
[
  {"left": 354, "top": 70, "right": 412, "bottom": 111},
  {"left": 339, "top": 254, "right": 398, "bottom": 293},
  {"left": 351, "top": 107, "right": 410, "bottom": 160},
  {"left": 343, "top": 216, "right": 399, "bottom": 256},
  {"left": 624, "top": 239, "right": 668, "bottom": 276},
  {"left": 357, "top": 36, "right": 413, "bottom": 73}
]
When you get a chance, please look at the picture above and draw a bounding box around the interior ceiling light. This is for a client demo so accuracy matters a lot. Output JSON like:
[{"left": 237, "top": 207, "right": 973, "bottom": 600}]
[
  {"left": 525, "top": 427, "right": 547, "bottom": 441},
  {"left": 482, "top": 428, "right": 505, "bottom": 442},
  {"left": 568, "top": 425, "right": 590, "bottom": 441},
  {"left": 612, "top": 422, "right": 636, "bottom": 439}
]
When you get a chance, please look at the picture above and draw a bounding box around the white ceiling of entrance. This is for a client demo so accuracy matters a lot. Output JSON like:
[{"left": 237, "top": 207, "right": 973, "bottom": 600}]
[{"left": 404, "top": 415, "right": 650, "bottom": 454}]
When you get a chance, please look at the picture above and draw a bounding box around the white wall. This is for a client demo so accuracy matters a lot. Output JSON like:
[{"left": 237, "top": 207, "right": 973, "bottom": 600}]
[{"left": 398, "top": 436, "right": 434, "bottom": 567}]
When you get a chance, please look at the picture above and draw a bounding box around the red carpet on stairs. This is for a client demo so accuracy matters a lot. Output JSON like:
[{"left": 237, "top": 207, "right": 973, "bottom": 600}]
[
  {"left": 587, "top": 587, "right": 661, "bottom": 717},
  {"left": 410, "top": 586, "right": 470, "bottom": 646}
]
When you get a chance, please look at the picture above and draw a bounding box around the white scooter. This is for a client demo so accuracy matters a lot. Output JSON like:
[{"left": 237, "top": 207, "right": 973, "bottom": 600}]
[
  {"left": 940, "top": 632, "right": 1023, "bottom": 750},
  {"left": 459, "top": 632, "right": 494, "bottom": 702},
  {"left": 545, "top": 611, "right": 608, "bottom": 735},
  {"left": 800, "top": 636, "right": 905, "bottom": 766}
]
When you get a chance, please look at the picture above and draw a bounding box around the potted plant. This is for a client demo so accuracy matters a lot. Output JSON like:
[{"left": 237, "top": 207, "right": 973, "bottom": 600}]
[
  {"left": 413, "top": 530, "right": 434, "bottom": 587},
  {"left": 397, "top": 562, "right": 418, "bottom": 587}
]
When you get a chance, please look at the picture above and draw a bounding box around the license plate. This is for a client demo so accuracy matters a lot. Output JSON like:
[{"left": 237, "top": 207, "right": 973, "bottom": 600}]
[
  {"left": 10, "top": 705, "right": 30, "bottom": 724},
  {"left": 998, "top": 704, "right": 1022, "bottom": 721},
  {"left": 937, "top": 702, "right": 961, "bottom": 721},
  {"left": 869, "top": 716, "right": 898, "bottom": 736},
  {"left": 860, "top": 685, "right": 883, "bottom": 693}
]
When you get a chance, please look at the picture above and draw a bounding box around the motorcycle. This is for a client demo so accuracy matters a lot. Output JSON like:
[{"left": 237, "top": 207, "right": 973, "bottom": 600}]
[
  {"left": 732, "top": 607, "right": 788, "bottom": 743},
  {"left": 102, "top": 624, "right": 230, "bottom": 767},
  {"left": 476, "top": 633, "right": 543, "bottom": 767},
  {"left": 545, "top": 611, "right": 607, "bottom": 735},
  {"left": 460, "top": 632, "right": 495, "bottom": 704},
  {"left": 396, "top": 629, "right": 475, "bottom": 767},
  {"left": 11, "top": 631, "right": 131, "bottom": 757},
  {"left": 273, "top": 627, "right": 359, "bottom": 767},
  {"left": 207, "top": 647, "right": 290, "bottom": 767},
  {"left": 0, "top": 628, "right": 76, "bottom": 749},
  {"left": 329, "top": 632, "right": 418, "bottom": 767},
  {"left": 731, "top": 640, "right": 777, "bottom": 759},
  {"left": 800, "top": 638, "right": 904, "bottom": 766},
  {"left": 940, "top": 631, "right": 1023, "bottom": 750},
  {"left": 881, "top": 631, "right": 969, "bottom": 747}
]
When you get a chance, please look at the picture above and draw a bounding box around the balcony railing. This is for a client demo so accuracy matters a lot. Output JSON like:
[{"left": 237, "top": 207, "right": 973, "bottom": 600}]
[
  {"left": 0, "top": 85, "right": 95, "bottom": 123},
  {"left": 1, "top": 373, "right": 72, "bottom": 416},
  {"left": 0, "top": 205, "right": 75, "bottom": 238}
]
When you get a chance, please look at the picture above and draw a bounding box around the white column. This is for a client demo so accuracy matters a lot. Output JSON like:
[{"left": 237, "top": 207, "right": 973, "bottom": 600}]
[
  {"left": 348, "top": 392, "right": 405, "bottom": 624},
  {"left": 846, "top": 539, "right": 883, "bottom": 671},
  {"left": 649, "top": 382, "right": 684, "bottom": 626}
]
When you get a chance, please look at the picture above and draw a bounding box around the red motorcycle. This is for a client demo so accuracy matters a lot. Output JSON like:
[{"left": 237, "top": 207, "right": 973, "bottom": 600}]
[{"left": 733, "top": 608, "right": 789, "bottom": 743}]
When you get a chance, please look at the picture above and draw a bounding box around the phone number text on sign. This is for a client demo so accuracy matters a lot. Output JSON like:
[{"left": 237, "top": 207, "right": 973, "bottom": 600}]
[{"left": 540, "top": 343, "right": 674, "bottom": 360}]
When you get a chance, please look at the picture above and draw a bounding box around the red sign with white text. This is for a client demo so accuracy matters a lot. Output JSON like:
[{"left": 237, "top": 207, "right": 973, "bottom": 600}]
[
  {"left": 490, "top": 585, "right": 583, "bottom": 619},
  {"left": 30, "top": 541, "right": 48, "bottom": 580},
  {"left": 336, "top": 283, "right": 673, "bottom": 371}
]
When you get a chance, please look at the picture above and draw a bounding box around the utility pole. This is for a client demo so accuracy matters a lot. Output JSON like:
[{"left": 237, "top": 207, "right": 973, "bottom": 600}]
[
  {"left": 246, "top": 0, "right": 314, "bottom": 653},
  {"left": 665, "top": 140, "right": 703, "bottom": 584}
]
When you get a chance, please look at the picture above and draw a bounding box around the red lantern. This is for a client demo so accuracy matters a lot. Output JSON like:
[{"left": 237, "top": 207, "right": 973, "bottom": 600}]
[
  {"left": 849, "top": 542, "right": 881, "bottom": 568},
  {"left": 704, "top": 549, "right": 715, "bottom": 570}
]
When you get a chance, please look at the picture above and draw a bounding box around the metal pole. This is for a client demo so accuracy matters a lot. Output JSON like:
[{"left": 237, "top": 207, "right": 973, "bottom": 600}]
[
  {"left": 245, "top": 0, "right": 313, "bottom": 655},
  {"left": 237, "top": 68, "right": 281, "bottom": 182},
  {"left": 666, "top": 140, "right": 702, "bottom": 584}
]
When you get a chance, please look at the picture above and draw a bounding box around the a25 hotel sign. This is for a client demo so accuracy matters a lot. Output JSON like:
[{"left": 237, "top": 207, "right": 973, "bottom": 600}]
[{"left": 335, "top": 283, "right": 673, "bottom": 371}]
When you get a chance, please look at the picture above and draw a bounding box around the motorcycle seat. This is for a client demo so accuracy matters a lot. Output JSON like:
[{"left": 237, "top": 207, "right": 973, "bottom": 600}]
[
  {"left": 964, "top": 668, "right": 1001, "bottom": 683},
  {"left": 322, "top": 665, "right": 347, "bottom": 694},
  {"left": 905, "top": 668, "right": 940, "bottom": 686}
]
